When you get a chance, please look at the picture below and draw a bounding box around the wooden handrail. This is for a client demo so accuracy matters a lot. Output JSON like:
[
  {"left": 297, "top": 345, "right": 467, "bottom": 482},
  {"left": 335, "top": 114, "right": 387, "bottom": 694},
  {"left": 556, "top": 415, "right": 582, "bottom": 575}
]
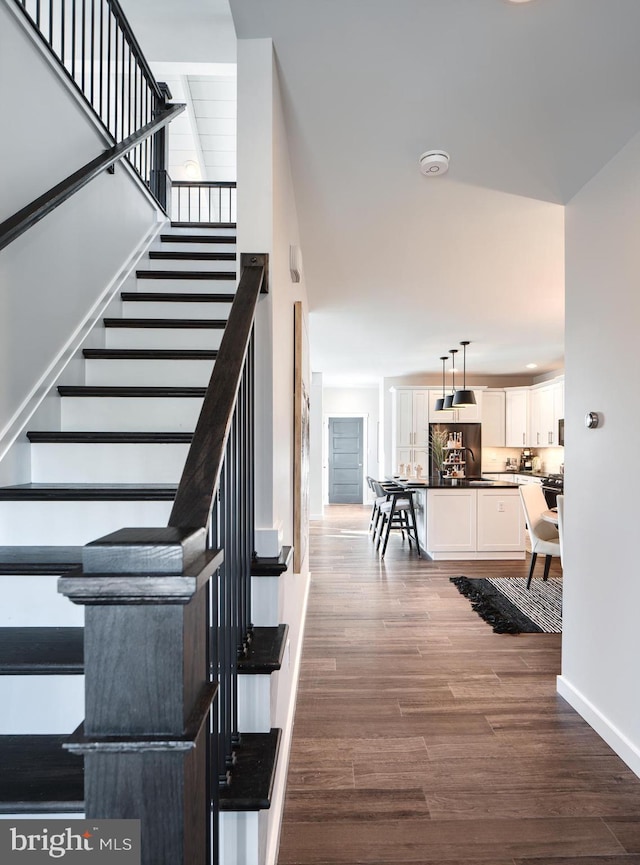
[
  {"left": 168, "top": 255, "right": 268, "bottom": 530},
  {"left": 0, "top": 102, "right": 185, "bottom": 253}
]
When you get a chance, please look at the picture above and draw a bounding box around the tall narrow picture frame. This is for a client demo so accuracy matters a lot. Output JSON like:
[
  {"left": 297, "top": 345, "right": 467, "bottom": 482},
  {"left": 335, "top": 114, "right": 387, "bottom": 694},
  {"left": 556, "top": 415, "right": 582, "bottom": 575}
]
[{"left": 293, "top": 301, "right": 310, "bottom": 573}]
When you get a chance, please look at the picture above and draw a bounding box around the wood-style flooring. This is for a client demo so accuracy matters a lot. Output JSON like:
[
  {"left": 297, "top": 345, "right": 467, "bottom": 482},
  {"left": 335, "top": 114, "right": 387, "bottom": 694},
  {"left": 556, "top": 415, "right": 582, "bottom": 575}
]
[{"left": 277, "top": 505, "right": 640, "bottom": 865}]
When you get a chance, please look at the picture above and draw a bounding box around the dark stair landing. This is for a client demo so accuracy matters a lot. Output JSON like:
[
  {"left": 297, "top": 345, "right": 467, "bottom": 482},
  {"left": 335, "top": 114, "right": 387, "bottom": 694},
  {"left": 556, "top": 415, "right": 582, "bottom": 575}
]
[{"left": 160, "top": 233, "right": 236, "bottom": 244}]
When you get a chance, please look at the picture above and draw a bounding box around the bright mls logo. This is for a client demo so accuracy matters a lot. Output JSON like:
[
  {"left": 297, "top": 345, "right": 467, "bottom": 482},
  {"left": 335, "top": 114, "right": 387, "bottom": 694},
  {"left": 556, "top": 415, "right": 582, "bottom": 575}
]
[{"left": 0, "top": 820, "right": 140, "bottom": 863}]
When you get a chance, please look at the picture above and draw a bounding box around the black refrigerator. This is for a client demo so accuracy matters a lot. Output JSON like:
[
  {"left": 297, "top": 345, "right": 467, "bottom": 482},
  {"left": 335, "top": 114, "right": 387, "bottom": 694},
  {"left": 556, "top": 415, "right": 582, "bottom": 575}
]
[{"left": 429, "top": 422, "right": 482, "bottom": 479}]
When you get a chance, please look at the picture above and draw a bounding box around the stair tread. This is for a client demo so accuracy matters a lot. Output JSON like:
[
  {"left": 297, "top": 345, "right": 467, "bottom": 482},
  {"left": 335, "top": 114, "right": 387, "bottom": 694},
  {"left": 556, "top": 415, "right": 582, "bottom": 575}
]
[
  {"left": 0, "top": 484, "right": 177, "bottom": 501},
  {"left": 238, "top": 625, "right": 288, "bottom": 674},
  {"left": 58, "top": 385, "right": 206, "bottom": 397},
  {"left": 170, "top": 222, "right": 236, "bottom": 229},
  {"left": 83, "top": 349, "right": 218, "bottom": 360},
  {"left": 120, "top": 292, "right": 235, "bottom": 303},
  {"left": 149, "top": 251, "right": 236, "bottom": 261},
  {"left": 219, "top": 729, "right": 281, "bottom": 811},
  {"left": 251, "top": 546, "right": 293, "bottom": 577},
  {"left": 27, "top": 431, "right": 194, "bottom": 443},
  {"left": 0, "top": 628, "right": 84, "bottom": 674},
  {"left": 103, "top": 318, "right": 226, "bottom": 328},
  {"left": 0, "top": 735, "right": 84, "bottom": 813},
  {"left": 160, "top": 234, "right": 236, "bottom": 244},
  {"left": 136, "top": 270, "right": 235, "bottom": 280},
  {"left": 0, "top": 546, "right": 83, "bottom": 574}
]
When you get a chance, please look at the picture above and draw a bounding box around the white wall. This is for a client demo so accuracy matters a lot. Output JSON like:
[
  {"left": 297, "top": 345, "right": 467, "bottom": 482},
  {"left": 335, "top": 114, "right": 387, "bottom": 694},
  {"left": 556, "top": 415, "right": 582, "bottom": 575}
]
[
  {"left": 0, "top": 3, "right": 160, "bottom": 474},
  {"left": 559, "top": 129, "right": 640, "bottom": 776},
  {"left": 322, "top": 385, "right": 380, "bottom": 503},
  {"left": 309, "top": 372, "right": 324, "bottom": 519}
]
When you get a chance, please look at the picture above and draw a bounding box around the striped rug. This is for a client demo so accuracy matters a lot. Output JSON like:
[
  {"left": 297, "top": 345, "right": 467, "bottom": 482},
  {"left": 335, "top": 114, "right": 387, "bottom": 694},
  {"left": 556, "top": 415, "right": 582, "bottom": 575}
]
[{"left": 450, "top": 576, "right": 562, "bottom": 634}]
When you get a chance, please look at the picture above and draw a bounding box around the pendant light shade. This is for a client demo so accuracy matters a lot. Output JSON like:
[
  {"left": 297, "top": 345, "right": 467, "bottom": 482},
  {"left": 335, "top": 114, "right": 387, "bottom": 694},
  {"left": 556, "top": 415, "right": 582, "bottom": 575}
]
[
  {"left": 452, "top": 340, "right": 476, "bottom": 407},
  {"left": 434, "top": 355, "right": 449, "bottom": 411},
  {"left": 442, "top": 349, "right": 458, "bottom": 410}
]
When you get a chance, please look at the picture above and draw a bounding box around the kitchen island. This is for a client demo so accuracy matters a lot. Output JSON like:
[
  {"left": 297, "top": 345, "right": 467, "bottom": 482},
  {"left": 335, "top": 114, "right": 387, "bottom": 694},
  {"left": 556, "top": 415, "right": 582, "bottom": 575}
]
[{"left": 390, "top": 477, "right": 525, "bottom": 561}]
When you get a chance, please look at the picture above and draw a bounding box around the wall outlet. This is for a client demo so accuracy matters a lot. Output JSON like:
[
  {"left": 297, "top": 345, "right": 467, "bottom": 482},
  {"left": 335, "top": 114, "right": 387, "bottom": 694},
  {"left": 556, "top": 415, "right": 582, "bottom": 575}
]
[{"left": 497, "top": 501, "right": 505, "bottom": 512}]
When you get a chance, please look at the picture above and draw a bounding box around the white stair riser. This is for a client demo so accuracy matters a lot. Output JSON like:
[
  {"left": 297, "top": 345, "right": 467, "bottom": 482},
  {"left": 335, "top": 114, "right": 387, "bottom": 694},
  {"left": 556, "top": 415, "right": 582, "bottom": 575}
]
[
  {"left": 85, "top": 358, "right": 215, "bottom": 387},
  {"left": 151, "top": 241, "right": 236, "bottom": 254},
  {"left": 61, "top": 397, "right": 203, "bottom": 431},
  {"left": 0, "top": 500, "right": 173, "bottom": 545},
  {"left": 122, "top": 300, "right": 232, "bottom": 319},
  {"left": 0, "top": 575, "right": 84, "bottom": 627},
  {"left": 237, "top": 675, "right": 272, "bottom": 734},
  {"left": 165, "top": 226, "right": 236, "bottom": 237},
  {"left": 133, "top": 278, "right": 235, "bottom": 293},
  {"left": 31, "top": 442, "right": 190, "bottom": 484},
  {"left": 141, "top": 258, "right": 236, "bottom": 273},
  {"left": 0, "top": 676, "right": 84, "bottom": 734},
  {"left": 105, "top": 328, "right": 224, "bottom": 350},
  {"left": 219, "top": 812, "right": 260, "bottom": 865}
]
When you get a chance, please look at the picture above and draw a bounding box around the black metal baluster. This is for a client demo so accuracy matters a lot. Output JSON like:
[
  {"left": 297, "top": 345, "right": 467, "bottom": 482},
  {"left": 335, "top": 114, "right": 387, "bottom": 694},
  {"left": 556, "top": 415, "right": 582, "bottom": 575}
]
[
  {"left": 80, "top": 0, "right": 85, "bottom": 91},
  {"left": 60, "top": 0, "right": 65, "bottom": 68},
  {"left": 106, "top": 6, "right": 111, "bottom": 132},
  {"left": 248, "top": 333, "right": 255, "bottom": 630},
  {"left": 36, "top": 0, "right": 41, "bottom": 29},
  {"left": 113, "top": 13, "right": 118, "bottom": 139},
  {"left": 71, "top": 0, "right": 76, "bottom": 79},
  {"left": 127, "top": 45, "right": 132, "bottom": 139},
  {"left": 48, "top": 0, "right": 53, "bottom": 46}
]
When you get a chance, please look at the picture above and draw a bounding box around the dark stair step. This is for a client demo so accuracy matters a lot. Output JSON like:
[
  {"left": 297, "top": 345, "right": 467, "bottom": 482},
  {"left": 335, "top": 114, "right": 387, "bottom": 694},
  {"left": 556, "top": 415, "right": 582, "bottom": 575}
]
[
  {"left": 0, "top": 546, "right": 83, "bottom": 575},
  {"left": 170, "top": 221, "right": 236, "bottom": 230},
  {"left": 136, "top": 270, "right": 235, "bottom": 280},
  {"left": 83, "top": 349, "right": 218, "bottom": 360},
  {"left": 120, "top": 292, "right": 235, "bottom": 304},
  {"left": 0, "top": 484, "right": 177, "bottom": 501},
  {"left": 0, "top": 628, "right": 83, "bottom": 674},
  {"left": 251, "top": 546, "right": 293, "bottom": 577},
  {"left": 219, "top": 729, "right": 281, "bottom": 811},
  {"left": 58, "top": 386, "right": 206, "bottom": 398},
  {"left": 149, "top": 251, "right": 236, "bottom": 262},
  {"left": 0, "top": 729, "right": 279, "bottom": 815},
  {"left": 0, "top": 735, "right": 84, "bottom": 814},
  {"left": 238, "top": 626, "right": 288, "bottom": 675},
  {"left": 160, "top": 233, "right": 236, "bottom": 244},
  {"left": 27, "top": 431, "right": 193, "bottom": 443},
  {"left": 103, "top": 318, "right": 226, "bottom": 329}
]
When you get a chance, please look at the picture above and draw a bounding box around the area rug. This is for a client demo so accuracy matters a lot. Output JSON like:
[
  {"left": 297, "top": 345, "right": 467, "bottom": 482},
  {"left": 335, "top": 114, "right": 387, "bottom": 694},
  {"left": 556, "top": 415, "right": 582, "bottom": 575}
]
[{"left": 450, "top": 576, "right": 562, "bottom": 634}]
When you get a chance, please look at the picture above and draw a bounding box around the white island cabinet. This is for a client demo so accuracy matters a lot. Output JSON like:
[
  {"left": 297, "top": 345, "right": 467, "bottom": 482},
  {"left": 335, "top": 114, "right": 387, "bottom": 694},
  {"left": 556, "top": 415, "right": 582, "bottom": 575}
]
[{"left": 412, "top": 484, "right": 525, "bottom": 560}]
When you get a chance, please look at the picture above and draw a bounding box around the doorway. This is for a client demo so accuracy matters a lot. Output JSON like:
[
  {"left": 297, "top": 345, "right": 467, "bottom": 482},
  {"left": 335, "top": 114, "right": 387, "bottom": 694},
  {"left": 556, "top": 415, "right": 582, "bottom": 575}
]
[{"left": 327, "top": 417, "right": 364, "bottom": 504}]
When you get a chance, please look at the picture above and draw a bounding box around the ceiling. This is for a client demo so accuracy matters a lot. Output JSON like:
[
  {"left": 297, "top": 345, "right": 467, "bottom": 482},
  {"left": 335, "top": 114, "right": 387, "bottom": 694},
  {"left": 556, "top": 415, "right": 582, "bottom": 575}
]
[{"left": 128, "top": 0, "right": 640, "bottom": 385}]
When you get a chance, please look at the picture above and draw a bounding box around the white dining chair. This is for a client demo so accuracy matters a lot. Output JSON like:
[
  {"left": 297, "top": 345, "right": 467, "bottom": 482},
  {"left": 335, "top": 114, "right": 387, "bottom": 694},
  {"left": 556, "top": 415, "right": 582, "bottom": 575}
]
[
  {"left": 519, "top": 484, "right": 561, "bottom": 589},
  {"left": 556, "top": 494, "right": 564, "bottom": 566}
]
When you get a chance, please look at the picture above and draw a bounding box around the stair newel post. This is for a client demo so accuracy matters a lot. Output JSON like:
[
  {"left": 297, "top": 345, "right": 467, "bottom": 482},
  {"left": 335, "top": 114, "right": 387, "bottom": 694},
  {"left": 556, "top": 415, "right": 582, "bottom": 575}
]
[
  {"left": 58, "top": 527, "right": 223, "bottom": 865},
  {"left": 151, "top": 81, "right": 172, "bottom": 210}
]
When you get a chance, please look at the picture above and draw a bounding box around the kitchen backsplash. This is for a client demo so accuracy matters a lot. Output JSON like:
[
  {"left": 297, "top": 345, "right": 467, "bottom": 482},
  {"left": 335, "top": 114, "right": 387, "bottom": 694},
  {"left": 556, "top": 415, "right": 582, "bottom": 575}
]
[{"left": 482, "top": 446, "right": 564, "bottom": 475}]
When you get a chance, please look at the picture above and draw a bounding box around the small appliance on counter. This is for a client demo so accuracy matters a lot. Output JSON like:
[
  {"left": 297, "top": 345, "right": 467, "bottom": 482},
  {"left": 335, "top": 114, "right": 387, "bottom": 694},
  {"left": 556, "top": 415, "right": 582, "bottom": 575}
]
[
  {"left": 505, "top": 457, "right": 518, "bottom": 472},
  {"left": 520, "top": 449, "right": 534, "bottom": 472}
]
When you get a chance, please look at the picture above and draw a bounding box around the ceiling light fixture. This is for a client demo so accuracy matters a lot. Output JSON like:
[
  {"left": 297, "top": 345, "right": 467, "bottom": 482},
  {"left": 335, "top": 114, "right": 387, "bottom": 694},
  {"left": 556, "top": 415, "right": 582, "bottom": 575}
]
[
  {"left": 526, "top": 363, "right": 538, "bottom": 369},
  {"left": 443, "top": 349, "right": 458, "bottom": 410},
  {"left": 434, "top": 355, "right": 449, "bottom": 411},
  {"left": 452, "top": 341, "right": 477, "bottom": 407},
  {"left": 184, "top": 160, "right": 200, "bottom": 180}
]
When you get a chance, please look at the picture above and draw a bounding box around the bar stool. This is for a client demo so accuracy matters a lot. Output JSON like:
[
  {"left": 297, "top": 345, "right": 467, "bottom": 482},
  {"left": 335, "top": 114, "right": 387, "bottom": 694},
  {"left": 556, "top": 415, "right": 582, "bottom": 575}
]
[
  {"left": 366, "top": 476, "right": 402, "bottom": 536},
  {"left": 371, "top": 480, "right": 420, "bottom": 558}
]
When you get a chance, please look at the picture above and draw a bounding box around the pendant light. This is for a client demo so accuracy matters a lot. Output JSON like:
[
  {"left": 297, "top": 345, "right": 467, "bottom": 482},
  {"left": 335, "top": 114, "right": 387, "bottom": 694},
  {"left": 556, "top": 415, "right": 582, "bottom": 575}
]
[
  {"left": 442, "top": 348, "right": 458, "bottom": 410},
  {"left": 452, "top": 340, "right": 476, "bottom": 407},
  {"left": 434, "top": 355, "right": 449, "bottom": 411}
]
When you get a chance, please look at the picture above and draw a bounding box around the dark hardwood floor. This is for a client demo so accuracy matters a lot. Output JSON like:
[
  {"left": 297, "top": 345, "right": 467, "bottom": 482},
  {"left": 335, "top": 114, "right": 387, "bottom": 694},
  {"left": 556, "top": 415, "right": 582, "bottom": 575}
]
[{"left": 278, "top": 505, "right": 640, "bottom": 865}]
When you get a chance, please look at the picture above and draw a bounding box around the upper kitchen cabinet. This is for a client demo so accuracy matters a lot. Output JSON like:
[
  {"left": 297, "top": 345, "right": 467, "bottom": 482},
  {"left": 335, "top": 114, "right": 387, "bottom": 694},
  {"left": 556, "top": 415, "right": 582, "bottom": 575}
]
[
  {"left": 391, "top": 389, "right": 430, "bottom": 450},
  {"left": 505, "top": 388, "right": 529, "bottom": 447},
  {"left": 481, "top": 390, "right": 506, "bottom": 447},
  {"left": 530, "top": 378, "right": 564, "bottom": 446},
  {"left": 428, "top": 389, "right": 483, "bottom": 423}
]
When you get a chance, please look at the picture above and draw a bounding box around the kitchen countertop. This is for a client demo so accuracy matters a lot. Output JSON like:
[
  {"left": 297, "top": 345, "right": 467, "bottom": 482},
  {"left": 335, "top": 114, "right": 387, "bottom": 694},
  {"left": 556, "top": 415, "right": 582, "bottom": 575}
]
[{"left": 388, "top": 476, "right": 520, "bottom": 490}]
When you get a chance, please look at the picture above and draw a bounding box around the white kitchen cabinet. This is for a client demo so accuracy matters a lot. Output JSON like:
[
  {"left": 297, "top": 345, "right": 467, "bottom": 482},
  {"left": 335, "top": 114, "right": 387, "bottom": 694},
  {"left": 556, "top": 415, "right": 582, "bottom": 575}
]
[
  {"left": 481, "top": 390, "right": 505, "bottom": 446},
  {"left": 428, "top": 389, "right": 483, "bottom": 423},
  {"left": 426, "top": 488, "right": 477, "bottom": 552},
  {"left": 530, "top": 378, "right": 564, "bottom": 446},
  {"left": 396, "top": 447, "right": 429, "bottom": 477},
  {"left": 505, "top": 388, "right": 529, "bottom": 447},
  {"left": 476, "top": 489, "right": 525, "bottom": 552},
  {"left": 392, "top": 389, "right": 430, "bottom": 449}
]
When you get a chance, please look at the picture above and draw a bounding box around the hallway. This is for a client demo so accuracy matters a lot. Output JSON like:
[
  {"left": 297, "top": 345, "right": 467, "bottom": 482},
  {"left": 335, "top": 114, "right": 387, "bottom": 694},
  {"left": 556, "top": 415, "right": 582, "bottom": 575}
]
[{"left": 277, "top": 506, "right": 640, "bottom": 864}]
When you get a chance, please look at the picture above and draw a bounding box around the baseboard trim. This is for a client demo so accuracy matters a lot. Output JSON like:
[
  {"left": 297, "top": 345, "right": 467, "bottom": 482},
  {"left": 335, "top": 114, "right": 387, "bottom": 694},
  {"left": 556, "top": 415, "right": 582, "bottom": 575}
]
[{"left": 556, "top": 674, "right": 640, "bottom": 779}]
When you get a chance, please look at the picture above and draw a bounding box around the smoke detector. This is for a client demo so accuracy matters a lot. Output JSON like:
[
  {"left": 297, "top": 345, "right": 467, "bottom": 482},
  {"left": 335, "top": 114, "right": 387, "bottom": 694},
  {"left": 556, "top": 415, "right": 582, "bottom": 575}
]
[{"left": 419, "top": 150, "right": 450, "bottom": 177}]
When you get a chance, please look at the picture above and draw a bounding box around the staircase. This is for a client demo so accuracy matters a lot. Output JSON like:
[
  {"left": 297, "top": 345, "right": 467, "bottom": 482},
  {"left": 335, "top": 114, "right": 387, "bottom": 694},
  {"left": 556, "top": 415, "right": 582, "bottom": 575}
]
[{"left": 0, "top": 227, "right": 285, "bottom": 854}]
